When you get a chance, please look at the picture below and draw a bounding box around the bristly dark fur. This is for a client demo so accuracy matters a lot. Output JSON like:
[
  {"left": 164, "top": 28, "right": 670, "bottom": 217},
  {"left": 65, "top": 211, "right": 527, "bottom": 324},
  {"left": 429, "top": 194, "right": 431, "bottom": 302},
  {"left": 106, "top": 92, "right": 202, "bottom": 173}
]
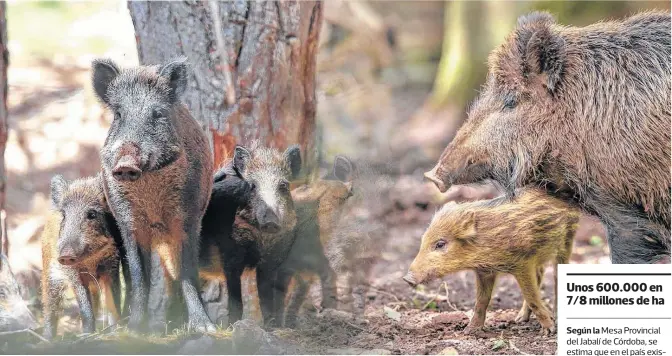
[
  {"left": 200, "top": 142, "right": 302, "bottom": 327},
  {"left": 92, "top": 57, "right": 215, "bottom": 332}
]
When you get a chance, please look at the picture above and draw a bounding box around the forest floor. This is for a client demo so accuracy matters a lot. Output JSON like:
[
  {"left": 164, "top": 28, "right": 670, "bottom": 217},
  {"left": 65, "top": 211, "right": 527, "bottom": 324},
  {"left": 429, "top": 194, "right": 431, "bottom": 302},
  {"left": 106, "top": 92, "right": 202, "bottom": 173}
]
[{"left": 3, "top": 175, "right": 609, "bottom": 355}]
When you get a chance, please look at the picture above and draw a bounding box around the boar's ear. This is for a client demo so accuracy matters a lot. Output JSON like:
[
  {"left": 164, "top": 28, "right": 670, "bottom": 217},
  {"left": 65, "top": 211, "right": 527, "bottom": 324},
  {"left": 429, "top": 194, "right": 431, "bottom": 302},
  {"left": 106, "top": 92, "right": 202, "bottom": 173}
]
[
  {"left": 159, "top": 57, "right": 189, "bottom": 102},
  {"left": 456, "top": 210, "right": 478, "bottom": 240},
  {"left": 92, "top": 59, "right": 120, "bottom": 105},
  {"left": 515, "top": 12, "right": 566, "bottom": 93},
  {"left": 50, "top": 175, "right": 68, "bottom": 208},
  {"left": 333, "top": 155, "right": 353, "bottom": 182},
  {"left": 283, "top": 145, "right": 302, "bottom": 179},
  {"left": 233, "top": 146, "right": 252, "bottom": 175}
]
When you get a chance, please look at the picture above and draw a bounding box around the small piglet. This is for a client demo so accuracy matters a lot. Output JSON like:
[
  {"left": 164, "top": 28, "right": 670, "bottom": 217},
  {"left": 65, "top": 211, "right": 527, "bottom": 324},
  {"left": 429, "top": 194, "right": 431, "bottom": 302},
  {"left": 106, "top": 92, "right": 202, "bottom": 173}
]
[
  {"left": 404, "top": 188, "right": 578, "bottom": 335},
  {"left": 41, "top": 175, "right": 125, "bottom": 339},
  {"left": 281, "top": 155, "right": 354, "bottom": 327}
]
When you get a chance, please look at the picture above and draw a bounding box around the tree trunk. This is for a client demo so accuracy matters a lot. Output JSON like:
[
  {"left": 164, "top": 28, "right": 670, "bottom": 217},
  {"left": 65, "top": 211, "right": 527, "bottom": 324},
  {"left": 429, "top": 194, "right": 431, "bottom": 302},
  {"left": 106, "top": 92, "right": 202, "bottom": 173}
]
[
  {"left": 0, "top": 2, "right": 9, "bottom": 263},
  {"left": 128, "top": 0, "right": 322, "bottom": 171},
  {"left": 128, "top": 0, "right": 323, "bottom": 324}
]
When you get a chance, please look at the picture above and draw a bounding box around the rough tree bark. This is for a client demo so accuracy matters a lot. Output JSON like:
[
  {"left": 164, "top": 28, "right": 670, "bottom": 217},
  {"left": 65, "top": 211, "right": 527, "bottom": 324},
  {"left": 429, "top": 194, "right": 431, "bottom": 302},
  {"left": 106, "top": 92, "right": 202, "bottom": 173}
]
[
  {"left": 0, "top": 2, "right": 9, "bottom": 263},
  {"left": 128, "top": 0, "right": 323, "bottom": 324},
  {"left": 128, "top": 0, "right": 322, "bottom": 170}
]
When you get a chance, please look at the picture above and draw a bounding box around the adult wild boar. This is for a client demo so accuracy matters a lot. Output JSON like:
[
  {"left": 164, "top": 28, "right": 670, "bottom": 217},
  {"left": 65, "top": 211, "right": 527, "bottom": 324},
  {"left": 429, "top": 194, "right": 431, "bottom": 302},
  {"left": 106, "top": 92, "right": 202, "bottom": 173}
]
[
  {"left": 424, "top": 11, "right": 671, "bottom": 264},
  {"left": 92, "top": 58, "right": 215, "bottom": 332}
]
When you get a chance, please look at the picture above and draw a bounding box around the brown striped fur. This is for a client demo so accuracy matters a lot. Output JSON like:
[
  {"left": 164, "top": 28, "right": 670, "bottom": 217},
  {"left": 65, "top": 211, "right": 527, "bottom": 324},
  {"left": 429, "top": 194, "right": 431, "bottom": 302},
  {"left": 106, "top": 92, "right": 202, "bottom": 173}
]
[
  {"left": 283, "top": 160, "right": 354, "bottom": 326},
  {"left": 406, "top": 188, "right": 579, "bottom": 335}
]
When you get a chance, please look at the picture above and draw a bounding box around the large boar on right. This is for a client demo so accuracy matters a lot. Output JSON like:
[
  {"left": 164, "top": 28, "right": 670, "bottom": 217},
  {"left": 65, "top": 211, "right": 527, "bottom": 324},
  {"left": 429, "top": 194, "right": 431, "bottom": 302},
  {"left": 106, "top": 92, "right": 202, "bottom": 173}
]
[{"left": 424, "top": 11, "right": 671, "bottom": 264}]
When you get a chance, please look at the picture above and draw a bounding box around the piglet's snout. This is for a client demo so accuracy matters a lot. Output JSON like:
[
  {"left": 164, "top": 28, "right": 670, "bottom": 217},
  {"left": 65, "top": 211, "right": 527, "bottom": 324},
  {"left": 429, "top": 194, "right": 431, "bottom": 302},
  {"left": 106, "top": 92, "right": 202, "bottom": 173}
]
[{"left": 403, "top": 272, "right": 418, "bottom": 287}]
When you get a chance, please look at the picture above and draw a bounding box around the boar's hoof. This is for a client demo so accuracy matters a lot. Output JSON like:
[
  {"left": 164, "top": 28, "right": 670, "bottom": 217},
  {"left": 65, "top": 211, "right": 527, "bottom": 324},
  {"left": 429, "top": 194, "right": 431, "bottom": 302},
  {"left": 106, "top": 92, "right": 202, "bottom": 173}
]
[{"left": 112, "top": 165, "right": 142, "bottom": 182}]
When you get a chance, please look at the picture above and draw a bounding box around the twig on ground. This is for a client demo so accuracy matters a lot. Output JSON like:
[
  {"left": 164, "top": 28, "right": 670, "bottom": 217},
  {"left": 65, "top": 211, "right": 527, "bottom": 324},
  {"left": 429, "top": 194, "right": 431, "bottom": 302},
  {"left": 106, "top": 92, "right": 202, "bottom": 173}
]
[
  {"left": 442, "top": 281, "right": 460, "bottom": 312},
  {"left": 74, "top": 316, "right": 129, "bottom": 343},
  {"left": 421, "top": 294, "right": 437, "bottom": 310},
  {"left": 25, "top": 329, "right": 50, "bottom": 344},
  {"left": 0, "top": 328, "right": 51, "bottom": 344}
]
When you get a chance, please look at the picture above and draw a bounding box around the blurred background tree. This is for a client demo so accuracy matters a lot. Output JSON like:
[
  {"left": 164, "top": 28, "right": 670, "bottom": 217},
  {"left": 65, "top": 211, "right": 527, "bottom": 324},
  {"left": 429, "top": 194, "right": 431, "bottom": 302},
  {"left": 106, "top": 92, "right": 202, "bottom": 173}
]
[{"left": 1, "top": 1, "right": 8, "bottom": 261}]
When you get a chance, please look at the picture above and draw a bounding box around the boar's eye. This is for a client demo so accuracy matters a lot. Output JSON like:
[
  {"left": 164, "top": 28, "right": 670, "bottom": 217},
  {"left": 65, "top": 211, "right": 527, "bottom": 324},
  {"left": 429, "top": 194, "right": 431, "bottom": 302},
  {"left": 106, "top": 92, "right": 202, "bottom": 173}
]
[
  {"left": 249, "top": 182, "right": 257, "bottom": 191},
  {"left": 86, "top": 210, "right": 98, "bottom": 220},
  {"left": 503, "top": 95, "right": 517, "bottom": 110},
  {"left": 278, "top": 181, "right": 289, "bottom": 192},
  {"left": 434, "top": 239, "right": 447, "bottom": 250},
  {"left": 152, "top": 108, "right": 163, "bottom": 119},
  {"left": 114, "top": 111, "right": 121, "bottom": 121}
]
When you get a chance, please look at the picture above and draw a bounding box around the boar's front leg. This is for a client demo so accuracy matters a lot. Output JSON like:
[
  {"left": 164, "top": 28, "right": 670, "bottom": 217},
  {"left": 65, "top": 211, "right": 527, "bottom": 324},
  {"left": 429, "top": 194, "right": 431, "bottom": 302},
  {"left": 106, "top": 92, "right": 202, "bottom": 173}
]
[
  {"left": 285, "top": 274, "right": 310, "bottom": 328},
  {"left": 72, "top": 279, "right": 96, "bottom": 334},
  {"left": 588, "top": 197, "right": 669, "bottom": 264},
  {"left": 316, "top": 258, "right": 338, "bottom": 310},
  {"left": 117, "top": 236, "right": 132, "bottom": 319},
  {"left": 463, "top": 271, "right": 496, "bottom": 335},
  {"left": 119, "top": 223, "right": 147, "bottom": 332},
  {"left": 180, "top": 230, "right": 216, "bottom": 332},
  {"left": 42, "top": 275, "right": 65, "bottom": 339},
  {"left": 224, "top": 266, "right": 244, "bottom": 326},
  {"left": 147, "top": 249, "right": 170, "bottom": 333},
  {"left": 257, "top": 266, "right": 292, "bottom": 328}
]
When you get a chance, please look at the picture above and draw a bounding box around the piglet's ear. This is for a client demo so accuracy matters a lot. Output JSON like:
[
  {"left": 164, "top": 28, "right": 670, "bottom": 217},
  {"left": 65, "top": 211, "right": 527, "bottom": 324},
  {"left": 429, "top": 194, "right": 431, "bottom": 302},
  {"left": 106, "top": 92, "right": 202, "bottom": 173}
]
[
  {"left": 92, "top": 59, "right": 120, "bottom": 105},
  {"left": 283, "top": 145, "right": 302, "bottom": 179},
  {"left": 233, "top": 145, "right": 251, "bottom": 175},
  {"left": 159, "top": 57, "right": 189, "bottom": 101},
  {"left": 333, "top": 155, "right": 354, "bottom": 182},
  {"left": 456, "top": 210, "right": 477, "bottom": 240},
  {"left": 50, "top": 175, "right": 68, "bottom": 209}
]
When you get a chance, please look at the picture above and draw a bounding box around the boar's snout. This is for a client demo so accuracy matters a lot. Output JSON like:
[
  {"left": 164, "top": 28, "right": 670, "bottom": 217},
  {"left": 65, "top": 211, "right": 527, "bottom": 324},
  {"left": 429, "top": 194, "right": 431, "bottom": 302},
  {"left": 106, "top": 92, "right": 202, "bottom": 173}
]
[
  {"left": 111, "top": 142, "right": 144, "bottom": 182},
  {"left": 57, "top": 246, "right": 79, "bottom": 266},
  {"left": 403, "top": 272, "right": 418, "bottom": 287},
  {"left": 259, "top": 208, "right": 281, "bottom": 234},
  {"left": 112, "top": 163, "right": 142, "bottom": 182},
  {"left": 424, "top": 168, "right": 448, "bottom": 193}
]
